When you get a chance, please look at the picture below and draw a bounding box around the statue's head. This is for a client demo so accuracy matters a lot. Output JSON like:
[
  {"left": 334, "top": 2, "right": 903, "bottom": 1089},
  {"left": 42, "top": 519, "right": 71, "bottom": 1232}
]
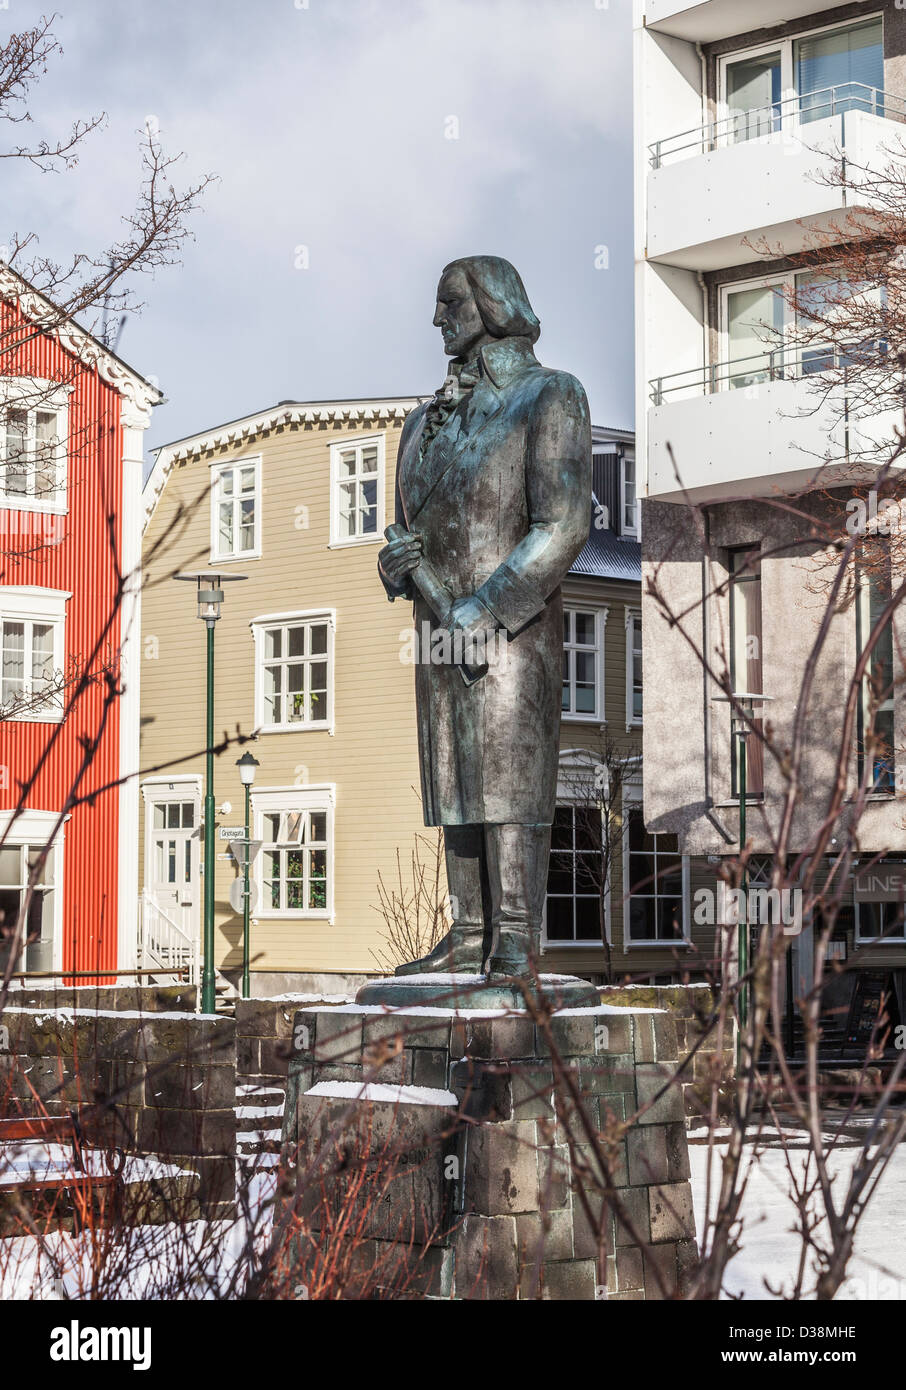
[{"left": 433, "top": 255, "right": 541, "bottom": 359}]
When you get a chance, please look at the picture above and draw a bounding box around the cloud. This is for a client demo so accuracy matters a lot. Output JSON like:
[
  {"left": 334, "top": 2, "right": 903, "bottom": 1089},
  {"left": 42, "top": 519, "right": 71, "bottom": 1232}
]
[{"left": 2, "top": 0, "right": 635, "bottom": 444}]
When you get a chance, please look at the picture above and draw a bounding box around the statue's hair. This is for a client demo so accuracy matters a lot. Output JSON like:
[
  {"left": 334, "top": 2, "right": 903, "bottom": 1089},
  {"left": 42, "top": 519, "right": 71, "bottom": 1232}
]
[{"left": 442, "top": 256, "right": 541, "bottom": 344}]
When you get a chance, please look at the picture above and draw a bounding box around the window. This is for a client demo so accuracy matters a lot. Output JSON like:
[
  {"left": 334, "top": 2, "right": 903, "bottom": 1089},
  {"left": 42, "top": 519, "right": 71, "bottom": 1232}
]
[
  {"left": 796, "top": 18, "right": 883, "bottom": 124},
  {"left": 621, "top": 452, "right": 638, "bottom": 537},
  {"left": 856, "top": 560, "right": 895, "bottom": 794},
  {"left": 855, "top": 898, "right": 906, "bottom": 944},
  {"left": 562, "top": 608, "right": 604, "bottom": 720},
  {"left": 252, "top": 788, "right": 334, "bottom": 919},
  {"left": 720, "top": 16, "right": 883, "bottom": 141},
  {"left": 0, "top": 588, "right": 68, "bottom": 722},
  {"left": 624, "top": 804, "right": 686, "bottom": 943},
  {"left": 211, "top": 457, "right": 260, "bottom": 561},
  {"left": 0, "top": 842, "right": 56, "bottom": 974},
  {"left": 150, "top": 802, "right": 196, "bottom": 889},
  {"left": 544, "top": 805, "right": 605, "bottom": 944},
  {"left": 0, "top": 381, "right": 68, "bottom": 509},
  {"left": 723, "top": 268, "right": 881, "bottom": 389},
  {"left": 626, "top": 609, "right": 642, "bottom": 726},
  {"left": 0, "top": 810, "right": 62, "bottom": 975},
  {"left": 330, "top": 436, "right": 385, "bottom": 545},
  {"left": 729, "top": 547, "right": 764, "bottom": 798},
  {"left": 726, "top": 49, "right": 782, "bottom": 143},
  {"left": 252, "top": 611, "right": 334, "bottom": 732}
]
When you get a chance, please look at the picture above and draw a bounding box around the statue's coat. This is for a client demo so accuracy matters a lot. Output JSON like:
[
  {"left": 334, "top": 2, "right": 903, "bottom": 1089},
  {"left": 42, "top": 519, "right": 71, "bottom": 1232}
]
[{"left": 384, "top": 335, "right": 591, "bottom": 826}]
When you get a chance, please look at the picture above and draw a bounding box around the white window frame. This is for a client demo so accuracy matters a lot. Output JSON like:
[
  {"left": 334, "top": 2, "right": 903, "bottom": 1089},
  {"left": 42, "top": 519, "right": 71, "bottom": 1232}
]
[
  {"left": 251, "top": 785, "right": 335, "bottom": 922},
  {"left": 621, "top": 784, "right": 691, "bottom": 949},
  {"left": 717, "top": 12, "right": 884, "bottom": 135},
  {"left": 210, "top": 454, "right": 261, "bottom": 563},
  {"left": 625, "top": 607, "right": 642, "bottom": 729},
  {"left": 562, "top": 606, "right": 607, "bottom": 724},
  {"left": 0, "top": 807, "right": 65, "bottom": 973},
  {"left": 854, "top": 897, "right": 906, "bottom": 944},
  {"left": 542, "top": 749, "right": 612, "bottom": 950},
  {"left": 250, "top": 609, "right": 336, "bottom": 734},
  {"left": 0, "top": 586, "right": 70, "bottom": 723},
  {"left": 328, "top": 434, "right": 386, "bottom": 548},
  {"left": 0, "top": 378, "right": 70, "bottom": 514},
  {"left": 621, "top": 451, "right": 639, "bottom": 539}
]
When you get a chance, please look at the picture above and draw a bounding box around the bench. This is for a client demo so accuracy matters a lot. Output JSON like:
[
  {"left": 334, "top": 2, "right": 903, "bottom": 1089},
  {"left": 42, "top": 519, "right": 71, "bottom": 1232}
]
[{"left": 0, "top": 1113, "right": 126, "bottom": 1230}]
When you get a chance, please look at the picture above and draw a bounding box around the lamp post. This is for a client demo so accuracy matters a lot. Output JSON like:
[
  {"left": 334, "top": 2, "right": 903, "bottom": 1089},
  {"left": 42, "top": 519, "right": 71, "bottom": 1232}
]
[
  {"left": 175, "top": 571, "right": 247, "bottom": 1015},
  {"left": 236, "top": 751, "right": 259, "bottom": 1000}
]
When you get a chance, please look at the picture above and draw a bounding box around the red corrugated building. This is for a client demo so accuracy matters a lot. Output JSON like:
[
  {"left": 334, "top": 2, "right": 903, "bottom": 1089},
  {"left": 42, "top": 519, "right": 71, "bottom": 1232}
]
[{"left": 0, "top": 268, "right": 160, "bottom": 981}]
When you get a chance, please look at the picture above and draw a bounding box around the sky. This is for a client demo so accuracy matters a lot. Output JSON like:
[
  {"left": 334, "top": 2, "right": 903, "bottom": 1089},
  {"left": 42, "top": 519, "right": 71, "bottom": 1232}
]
[{"left": 4, "top": 0, "right": 635, "bottom": 454}]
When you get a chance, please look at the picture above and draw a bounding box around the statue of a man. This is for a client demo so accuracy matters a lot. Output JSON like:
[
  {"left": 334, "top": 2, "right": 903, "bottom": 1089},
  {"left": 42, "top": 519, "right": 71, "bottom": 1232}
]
[{"left": 378, "top": 256, "right": 591, "bottom": 979}]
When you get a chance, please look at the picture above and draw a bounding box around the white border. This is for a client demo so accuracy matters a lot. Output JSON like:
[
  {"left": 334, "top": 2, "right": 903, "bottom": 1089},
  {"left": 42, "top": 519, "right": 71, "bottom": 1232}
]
[
  {"left": 561, "top": 604, "right": 608, "bottom": 724},
  {"left": 209, "top": 453, "right": 262, "bottom": 564},
  {"left": 328, "top": 433, "right": 386, "bottom": 548},
  {"left": 251, "top": 783, "right": 336, "bottom": 922},
  {"left": 250, "top": 609, "right": 336, "bottom": 735},
  {"left": 0, "top": 808, "right": 66, "bottom": 973}
]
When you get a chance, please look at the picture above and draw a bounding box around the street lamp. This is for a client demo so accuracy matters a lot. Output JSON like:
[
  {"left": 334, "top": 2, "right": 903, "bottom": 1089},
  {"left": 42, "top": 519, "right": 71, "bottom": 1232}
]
[
  {"left": 714, "top": 691, "right": 773, "bottom": 1058},
  {"left": 236, "top": 751, "right": 260, "bottom": 1000},
  {"left": 175, "top": 571, "right": 248, "bottom": 1014}
]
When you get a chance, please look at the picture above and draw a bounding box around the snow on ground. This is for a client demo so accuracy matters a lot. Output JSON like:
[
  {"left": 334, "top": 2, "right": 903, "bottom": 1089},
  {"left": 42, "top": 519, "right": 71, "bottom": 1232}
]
[
  {"left": 0, "top": 1166, "right": 279, "bottom": 1300},
  {"left": 690, "top": 1126, "right": 906, "bottom": 1299}
]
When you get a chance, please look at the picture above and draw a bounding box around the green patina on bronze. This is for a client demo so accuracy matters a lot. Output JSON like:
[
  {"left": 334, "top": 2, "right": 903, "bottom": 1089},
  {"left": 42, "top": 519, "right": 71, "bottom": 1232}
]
[{"left": 362, "top": 256, "right": 595, "bottom": 1007}]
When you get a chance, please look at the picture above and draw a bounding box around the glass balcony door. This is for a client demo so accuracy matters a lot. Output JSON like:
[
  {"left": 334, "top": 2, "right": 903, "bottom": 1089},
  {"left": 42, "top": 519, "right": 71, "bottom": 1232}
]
[
  {"left": 721, "top": 16, "right": 884, "bottom": 143},
  {"left": 795, "top": 18, "right": 883, "bottom": 124}
]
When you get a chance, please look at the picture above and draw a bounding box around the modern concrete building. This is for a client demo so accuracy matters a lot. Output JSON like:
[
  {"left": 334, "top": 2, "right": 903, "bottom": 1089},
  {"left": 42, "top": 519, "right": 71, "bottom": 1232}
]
[{"left": 634, "top": 0, "right": 906, "bottom": 1040}]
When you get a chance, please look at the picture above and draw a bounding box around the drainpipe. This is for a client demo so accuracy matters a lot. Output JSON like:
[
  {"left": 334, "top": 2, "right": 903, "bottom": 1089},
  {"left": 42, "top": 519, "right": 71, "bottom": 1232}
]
[{"left": 696, "top": 41, "right": 709, "bottom": 150}]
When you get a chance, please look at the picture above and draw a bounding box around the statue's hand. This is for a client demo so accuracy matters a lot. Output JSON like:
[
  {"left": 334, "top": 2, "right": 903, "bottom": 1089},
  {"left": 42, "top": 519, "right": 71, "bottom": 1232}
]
[
  {"left": 378, "top": 533, "right": 422, "bottom": 589},
  {"left": 449, "top": 595, "right": 497, "bottom": 637}
]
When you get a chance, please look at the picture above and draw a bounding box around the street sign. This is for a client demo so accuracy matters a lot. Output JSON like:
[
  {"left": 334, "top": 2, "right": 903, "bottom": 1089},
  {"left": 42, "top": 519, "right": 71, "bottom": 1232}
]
[
  {"left": 229, "top": 838, "right": 262, "bottom": 870},
  {"left": 219, "top": 827, "right": 245, "bottom": 841},
  {"left": 229, "top": 878, "right": 259, "bottom": 914}
]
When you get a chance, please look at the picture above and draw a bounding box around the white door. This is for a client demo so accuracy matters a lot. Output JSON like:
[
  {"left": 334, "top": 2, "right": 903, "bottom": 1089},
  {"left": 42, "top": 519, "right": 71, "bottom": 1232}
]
[{"left": 148, "top": 799, "right": 200, "bottom": 940}]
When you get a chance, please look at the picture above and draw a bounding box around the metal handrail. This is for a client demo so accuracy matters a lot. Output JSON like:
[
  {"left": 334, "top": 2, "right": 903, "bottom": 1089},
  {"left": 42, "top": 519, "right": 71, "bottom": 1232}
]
[
  {"left": 648, "top": 340, "right": 883, "bottom": 405},
  {"left": 138, "top": 891, "right": 198, "bottom": 984},
  {"left": 649, "top": 83, "right": 906, "bottom": 169}
]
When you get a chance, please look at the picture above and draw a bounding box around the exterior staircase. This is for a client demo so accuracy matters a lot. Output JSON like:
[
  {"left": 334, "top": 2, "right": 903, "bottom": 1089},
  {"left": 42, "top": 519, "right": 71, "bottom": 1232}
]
[
  {"left": 235, "top": 1083, "right": 284, "bottom": 1173},
  {"left": 137, "top": 892, "right": 199, "bottom": 992}
]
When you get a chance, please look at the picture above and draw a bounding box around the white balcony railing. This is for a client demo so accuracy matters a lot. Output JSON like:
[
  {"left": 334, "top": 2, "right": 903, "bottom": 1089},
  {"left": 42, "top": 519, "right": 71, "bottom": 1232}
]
[
  {"left": 649, "top": 84, "right": 906, "bottom": 169},
  {"left": 137, "top": 891, "right": 198, "bottom": 987},
  {"left": 649, "top": 340, "right": 886, "bottom": 405}
]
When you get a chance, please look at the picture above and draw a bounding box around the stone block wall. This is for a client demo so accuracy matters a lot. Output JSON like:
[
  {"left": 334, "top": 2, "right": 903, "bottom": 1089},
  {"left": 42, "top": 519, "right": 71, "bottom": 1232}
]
[
  {"left": 600, "top": 984, "right": 735, "bottom": 1121},
  {"left": 0, "top": 1007, "right": 237, "bottom": 1217},
  {"left": 282, "top": 1002, "right": 697, "bottom": 1300},
  {"left": 7, "top": 984, "right": 195, "bottom": 1013},
  {"left": 235, "top": 993, "right": 353, "bottom": 1088}
]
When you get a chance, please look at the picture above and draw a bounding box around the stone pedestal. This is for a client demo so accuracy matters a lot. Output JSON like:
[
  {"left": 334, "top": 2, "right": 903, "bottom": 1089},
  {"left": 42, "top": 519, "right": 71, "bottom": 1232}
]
[{"left": 281, "top": 1001, "right": 697, "bottom": 1300}]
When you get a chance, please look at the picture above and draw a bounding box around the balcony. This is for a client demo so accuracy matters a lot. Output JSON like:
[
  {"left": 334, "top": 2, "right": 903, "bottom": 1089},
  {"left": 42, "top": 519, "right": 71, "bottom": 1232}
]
[
  {"left": 645, "top": 0, "right": 858, "bottom": 44},
  {"left": 646, "top": 347, "right": 900, "bottom": 503},
  {"left": 646, "top": 87, "right": 906, "bottom": 272}
]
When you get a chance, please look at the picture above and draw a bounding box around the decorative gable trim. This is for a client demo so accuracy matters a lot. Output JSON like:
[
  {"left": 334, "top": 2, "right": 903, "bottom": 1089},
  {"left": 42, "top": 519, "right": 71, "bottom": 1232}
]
[
  {"left": 0, "top": 267, "right": 162, "bottom": 429},
  {"left": 143, "top": 396, "right": 428, "bottom": 530}
]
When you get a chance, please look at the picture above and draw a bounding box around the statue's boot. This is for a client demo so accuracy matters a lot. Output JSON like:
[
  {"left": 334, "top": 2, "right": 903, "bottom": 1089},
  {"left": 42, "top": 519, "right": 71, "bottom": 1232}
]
[
  {"left": 394, "top": 924, "right": 486, "bottom": 976},
  {"left": 395, "top": 825, "right": 491, "bottom": 976},
  {"left": 485, "top": 822, "right": 550, "bottom": 979}
]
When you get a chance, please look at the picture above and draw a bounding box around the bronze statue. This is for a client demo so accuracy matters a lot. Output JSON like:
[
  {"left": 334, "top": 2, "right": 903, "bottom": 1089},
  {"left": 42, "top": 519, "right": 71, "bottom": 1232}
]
[{"left": 378, "top": 256, "right": 591, "bottom": 981}]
